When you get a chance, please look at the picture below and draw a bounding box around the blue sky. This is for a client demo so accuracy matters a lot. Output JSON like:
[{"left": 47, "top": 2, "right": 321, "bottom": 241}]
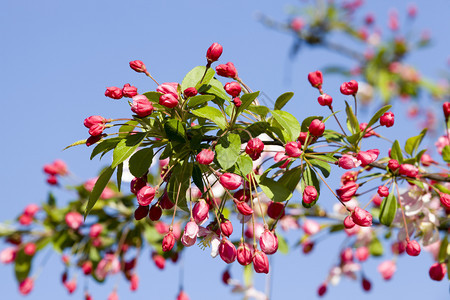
[{"left": 1, "top": 0, "right": 449, "bottom": 299}]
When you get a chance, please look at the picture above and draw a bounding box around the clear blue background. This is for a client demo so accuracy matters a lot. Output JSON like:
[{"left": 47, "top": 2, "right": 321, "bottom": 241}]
[{"left": 1, "top": 0, "right": 449, "bottom": 299}]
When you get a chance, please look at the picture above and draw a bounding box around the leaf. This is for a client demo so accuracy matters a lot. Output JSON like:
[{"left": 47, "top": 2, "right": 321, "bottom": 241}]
[
  {"left": 256, "top": 175, "right": 292, "bottom": 203},
  {"left": 246, "top": 105, "right": 270, "bottom": 118},
  {"left": 164, "top": 119, "right": 186, "bottom": 143},
  {"left": 369, "top": 237, "right": 384, "bottom": 256},
  {"left": 192, "top": 164, "right": 204, "bottom": 191},
  {"left": 187, "top": 95, "right": 215, "bottom": 107},
  {"left": 278, "top": 167, "right": 302, "bottom": 195},
  {"left": 116, "top": 163, "right": 123, "bottom": 192},
  {"left": 238, "top": 92, "right": 260, "bottom": 114},
  {"left": 181, "top": 66, "right": 215, "bottom": 91},
  {"left": 366, "top": 105, "right": 392, "bottom": 129},
  {"left": 191, "top": 106, "right": 227, "bottom": 130},
  {"left": 438, "top": 236, "right": 448, "bottom": 263},
  {"left": 167, "top": 160, "right": 193, "bottom": 211},
  {"left": 276, "top": 233, "right": 289, "bottom": 254},
  {"left": 271, "top": 110, "right": 301, "bottom": 142},
  {"left": 215, "top": 133, "right": 241, "bottom": 170},
  {"left": 47, "top": 192, "right": 56, "bottom": 206},
  {"left": 390, "top": 140, "right": 404, "bottom": 163},
  {"left": 301, "top": 116, "right": 323, "bottom": 132},
  {"left": 84, "top": 166, "right": 116, "bottom": 218},
  {"left": 308, "top": 159, "right": 331, "bottom": 178},
  {"left": 143, "top": 91, "right": 162, "bottom": 103},
  {"left": 404, "top": 129, "right": 427, "bottom": 156},
  {"left": 198, "top": 78, "right": 229, "bottom": 104},
  {"left": 63, "top": 139, "right": 87, "bottom": 150},
  {"left": 379, "top": 191, "right": 397, "bottom": 226},
  {"left": 301, "top": 165, "right": 321, "bottom": 208},
  {"left": 442, "top": 145, "right": 450, "bottom": 163},
  {"left": 346, "top": 132, "right": 363, "bottom": 146},
  {"left": 274, "top": 92, "right": 294, "bottom": 110},
  {"left": 239, "top": 121, "right": 270, "bottom": 143},
  {"left": 345, "top": 101, "right": 360, "bottom": 134},
  {"left": 118, "top": 121, "right": 139, "bottom": 138},
  {"left": 90, "top": 138, "right": 121, "bottom": 160},
  {"left": 111, "top": 132, "right": 146, "bottom": 168},
  {"left": 128, "top": 147, "right": 154, "bottom": 178},
  {"left": 236, "top": 155, "right": 253, "bottom": 176},
  {"left": 14, "top": 250, "right": 32, "bottom": 282}
]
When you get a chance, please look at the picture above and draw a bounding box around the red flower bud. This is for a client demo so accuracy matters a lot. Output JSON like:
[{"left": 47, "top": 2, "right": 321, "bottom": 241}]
[
  {"left": 177, "top": 290, "right": 190, "bottom": 300},
  {"left": 338, "top": 154, "right": 361, "bottom": 169},
  {"left": 245, "top": 138, "right": 265, "bottom": 160},
  {"left": 439, "top": 193, "right": 450, "bottom": 209},
  {"left": 122, "top": 83, "right": 138, "bottom": 98},
  {"left": 307, "top": 70, "right": 323, "bottom": 88},
  {"left": 131, "top": 95, "right": 154, "bottom": 117},
  {"left": 47, "top": 175, "right": 58, "bottom": 185},
  {"left": 360, "top": 123, "right": 378, "bottom": 138},
  {"left": 406, "top": 240, "right": 421, "bottom": 256},
  {"left": 24, "top": 243, "right": 36, "bottom": 256},
  {"left": 134, "top": 205, "right": 149, "bottom": 220},
  {"left": 378, "top": 260, "right": 396, "bottom": 280},
  {"left": 420, "top": 153, "right": 436, "bottom": 166},
  {"left": 224, "top": 82, "right": 242, "bottom": 97},
  {"left": 253, "top": 250, "right": 269, "bottom": 274},
  {"left": 362, "top": 277, "right": 372, "bottom": 291},
  {"left": 259, "top": 229, "right": 278, "bottom": 255},
  {"left": 149, "top": 204, "right": 162, "bottom": 221},
  {"left": 378, "top": 186, "right": 389, "bottom": 197},
  {"left": 136, "top": 186, "right": 156, "bottom": 206},
  {"left": 206, "top": 43, "right": 223, "bottom": 62},
  {"left": 233, "top": 97, "right": 242, "bottom": 107},
  {"left": 267, "top": 201, "right": 285, "bottom": 219},
  {"left": 399, "top": 164, "right": 419, "bottom": 178},
  {"left": 82, "top": 261, "right": 93, "bottom": 275},
  {"left": 130, "top": 177, "right": 147, "bottom": 194},
  {"left": 356, "top": 149, "right": 379, "bottom": 166},
  {"left": 220, "top": 219, "right": 233, "bottom": 237},
  {"left": 351, "top": 207, "right": 372, "bottom": 227},
  {"left": 129, "top": 60, "right": 147, "bottom": 73},
  {"left": 309, "top": 119, "right": 325, "bottom": 136},
  {"left": 356, "top": 246, "right": 369, "bottom": 262},
  {"left": 152, "top": 253, "right": 166, "bottom": 269},
  {"left": 291, "top": 17, "right": 304, "bottom": 31},
  {"left": 237, "top": 243, "right": 253, "bottom": 266},
  {"left": 183, "top": 87, "right": 197, "bottom": 98},
  {"left": 65, "top": 212, "right": 83, "bottom": 230},
  {"left": 162, "top": 231, "right": 175, "bottom": 252},
  {"left": 380, "top": 111, "right": 395, "bottom": 127},
  {"left": 196, "top": 149, "right": 215, "bottom": 165},
  {"left": 181, "top": 221, "right": 198, "bottom": 247},
  {"left": 443, "top": 102, "right": 450, "bottom": 119},
  {"left": 64, "top": 279, "right": 77, "bottom": 294},
  {"left": 222, "top": 270, "right": 231, "bottom": 284},
  {"left": 340, "top": 247, "right": 353, "bottom": 263},
  {"left": 302, "top": 240, "right": 314, "bottom": 254},
  {"left": 285, "top": 141, "right": 302, "bottom": 158},
  {"left": 193, "top": 199, "right": 209, "bottom": 224},
  {"left": 388, "top": 159, "right": 399, "bottom": 171},
  {"left": 159, "top": 191, "right": 175, "bottom": 209},
  {"left": 105, "top": 86, "right": 123, "bottom": 99},
  {"left": 340, "top": 80, "right": 359, "bottom": 95},
  {"left": 341, "top": 171, "right": 358, "bottom": 185},
  {"left": 219, "top": 173, "right": 242, "bottom": 190},
  {"left": 159, "top": 93, "right": 179, "bottom": 108},
  {"left": 344, "top": 215, "right": 355, "bottom": 229},
  {"left": 130, "top": 273, "right": 139, "bottom": 291},
  {"left": 84, "top": 116, "right": 106, "bottom": 129},
  {"left": 219, "top": 238, "right": 237, "bottom": 264},
  {"left": 216, "top": 62, "right": 237, "bottom": 78},
  {"left": 303, "top": 186, "right": 318, "bottom": 204},
  {"left": 317, "top": 282, "right": 327, "bottom": 297},
  {"left": 429, "top": 263, "right": 447, "bottom": 281},
  {"left": 234, "top": 199, "right": 254, "bottom": 215},
  {"left": 89, "top": 223, "right": 103, "bottom": 238},
  {"left": 19, "top": 278, "right": 34, "bottom": 295},
  {"left": 317, "top": 93, "right": 333, "bottom": 107}
]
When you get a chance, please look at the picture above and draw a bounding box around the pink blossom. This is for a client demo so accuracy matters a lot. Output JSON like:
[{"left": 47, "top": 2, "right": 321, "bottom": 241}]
[
  {"left": 0, "top": 247, "right": 17, "bottom": 264},
  {"left": 181, "top": 221, "right": 199, "bottom": 247},
  {"left": 65, "top": 212, "right": 83, "bottom": 230},
  {"left": 259, "top": 230, "right": 278, "bottom": 255},
  {"left": 338, "top": 154, "right": 361, "bottom": 169},
  {"left": 378, "top": 260, "right": 396, "bottom": 280},
  {"left": 302, "top": 219, "right": 320, "bottom": 235}
]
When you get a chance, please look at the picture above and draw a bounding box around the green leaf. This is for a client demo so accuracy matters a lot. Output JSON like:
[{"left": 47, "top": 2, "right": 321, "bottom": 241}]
[
  {"left": 301, "top": 116, "right": 323, "bottom": 132},
  {"left": 187, "top": 95, "right": 215, "bottom": 107},
  {"left": 405, "top": 129, "right": 427, "bottom": 156},
  {"left": 63, "top": 139, "right": 87, "bottom": 150},
  {"left": 238, "top": 92, "right": 260, "bottom": 114},
  {"left": 181, "top": 66, "right": 215, "bottom": 91},
  {"left": 246, "top": 105, "right": 270, "bottom": 118},
  {"left": 164, "top": 119, "right": 186, "bottom": 143},
  {"left": 47, "top": 192, "right": 56, "bottom": 206},
  {"left": 277, "top": 233, "right": 289, "bottom": 254},
  {"left": 366, "top": 105, "right": 392, "bottom": 129},
  {"left": 85, "top": 166, "right": 116, "bottom": 218},
  {"left": 128, "top": 147, "right": 154, "bottom": 178},
  {"left": 167, "top": 160, "right": 193, "bottom": 211},
  {"left": 90, "top": 138, "right": 122, "bottom": 160},
  {"left": 345, "top": 101, "right": 360, "bottom": 134},
  {"left": 256, "top": 175, "right": 292, "bottom": 203},
  {"left": 346, "top": 132, "right": 363, "bottom": 146},
  {"left": 438, "top": 236, "right": 448, "bottom": 263},
  {"left": 271, "top": 110, "right": 301, "bottom": 142},
  {"left": 390, "top": 140, "right": 404, "bottom": 163},
  {"left": 278, "top": 167, "right": 302, "bottom": 195},
  {"left": 116, "top": 163, "right": 123, "bottom": 192},
  {"left": 308, "top": 158, "right": 331, "bottom": 178},
  {"left": 379, "top": 191, "right": 397, "bottom": 226},
  {"left": 236, "top": 155, "right": 253, "bottom": 176},
  {"left": 198, "top": 78, "right": 229, "bottom": 104},
  {"left": 143, "top": 91, "right": 162, "bottom": 103},
  {"left": 239, "top": 121, "right": 270, "bottom": 143},
  {"left": 192, "top": 164, "right": 204, "bottom": 191},
  {"left": 215, "top": 133, "right": 241, "bottom": 170},
  {"left": 191, "top": 106, "right": 227, "bottom": 130},
  {"left": 14, "top": 250, "right": 32, "bottom": 282},
  {"left": 369, "top": 236, "right": 384, "bottom": 256},
  {"left": 118, "top": 121, "right": 139, "bottom": 138},
  {"left": 301, "top": 165, "right": 321, "bottom": 208},
  {"left": 111, "top": 133, "right": 146, "bottom": 168},
  {"left": 274, "top": 92, "right": 294, "bottom": 110},
  {"left": 442, "top": 145, "right": 450, "bottom": 163}
]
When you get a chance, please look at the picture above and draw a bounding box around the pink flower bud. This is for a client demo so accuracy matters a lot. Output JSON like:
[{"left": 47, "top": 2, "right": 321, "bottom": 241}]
[
  {"left": 23, "top": 243, "right": 36, "bottom": 256},
  {"left": 237, "top": 243, "right": 253, "bottom": 265},
  {"left": 356, "top": 246, "right": 369, "bottom": 262},
  {"left": 378, "top": 260, "right": 396, "bottom": 280},
  {"left": 297, "top": 132, "right": 308, "bottom": 144},
  {"left": 130, "top": 273, "right": 139, "bottom": 291},
  {"left": 302, "top": 219, "right": 320, "bottom": 235},
  {"left": 196, "top": 149, "right": 214, "bottom": 165},
  {"left": 149, "top": 204, "right": 162, "bottom": 221},
  {"left": 65, "top": 212, "right": 83, "bottom": 230},
  {"left": 267, "top": 201, "right": 285, "bottom": 219},
  {"left": 377, "top": 186, "right": 389, "bottom": 197},
  {"left": 82, "top": 261, "right": 92, "bottom": 275},
  {"left": 443, "top": 102, "right": 450, "bottom": 119},
  {"left": 291, "top": 17, "right": 304, "bottom": 31},
  {"left": 420, "top": 153, "right": 436, "bottom": 166},
  {"left": 356, "top": 149, "right": 379, "bottom": 166},
  {"left": 341, "top": 171, "right": 358, "bottom": 185},
  {"left": 152, "top": 253, "right": 165, "bottom": 269},
  {"left": 136, "top": 186, "right": 156, "bottom": 206},
  {"left": 84, "top": 115, "right": 106, "bottom": 129},
  {"left": 274, "top": 152, "right": 290, "bottom": 168},
  {"left": 380, "top": 111, "right": 394, "bottom": 127},
  {"left": 193, "top": 199, "right": 209, "bottom": 224},
  {"left": 159, "top": 93, "right": 179, "bottom": 108},
  {"left": 107, "top": 290, "right": 119, "bottom": 300},
  {"left": 0, "top": 247, "right": 17, "bottom": 264},
  {"left": 220, "top": 219, "right": 233, "bottom": 237},
  {"left": 407, "top": 4, "right": 417, "bottom": 18},
  {"left": 129, "top": 60, "right": 147, "bottom": 73},
  {"left": 302, "top": 240, "right": 314, "bottom": 254},
  {"left": 429, "top": 263, "right": 447, "bottom": 281},
  {"left": 122, "top": 83, "right": 138, "bottom": 98},
  {"left": 351, "top": 207, "right": 372, "bottom": 227},
  {"left": 260, "top": 229, "right": 278, "bottom": 255},
  {"left": 181, "top": 221, "right": 198, "bottom": 247},
  {"left": 388, "top": 159, "right": 399, "bottom": 171},
  {"left": 219, "top": 173, "right": 242, "bottom": 190},
  {"left": 19, "top": 278, "right": 34, "bottom": 295},
  {"left": 183, "top": 87, "right": 197, "bottom": 98},
  {"left": 317, "top": 93, "right": 333, "bottom": 107},
  {"left": 439, "top": 193, "right": 450, "bottom": 209},
  {"left": 216, "top": 62, "right": 237, "bottom": 78},
  {"left": 234, "top": 199, "right": 254, "bottom": 215},
  {"left": 372, "top": 194, "right": 382, "bottom": 206},
  {"left": 307, "top": 70, "right": 323, "bottom": 88},
  {"left": 340, "top": 80, "right": 359, "bottom": 95},
  {"left": 317, "top": 282, "right": 327, "bottom": 297},
  {"left": 219, "top": 238, "right": 237, "bottom": 264},
  {"left": 24, "top": 204, "right": 39, "bottom": 217},
  {"left": 177, "top": 290, "right": 190, "bottom": 300},
  {"left": 285, "top": 141, "right": 302, "bottom": 158},
  {"left": 162, "top": 231, "right": 175, "bottom": 252},
  {"left": 343, "top": 215, "right": 355, "bottom": 229},
  {"left": 365, "top": 13, "right": 375, "bottom": 25},
  {"left": 157, "top": 82, "right": 178, "bottom": 97},
  {"left": 340, "top": 247, "right": 353, "bottom": 263},
  {"left": 19, "top": 214, "right": 33, "bottom": 226},
  {"left": 206, "top": 43, "right": 223, "bottom": 62},
  {"left": 89, "top": 223, "right": 103, "bottom": 238},
  {"left": 64, "top": 279, "right": 77, "bottom": 294},
  {"left": 303, "top": 186, "right": 318, "bottom": 204},
  {"left": 224, "top": 82, "right": 242, "bottom": 97},
  {"left": 233, "top": 97, "right": 242, "bottom": 107},
  {"left": 159, "top": 191, "right": 175, "bottom": 209},
  {"left": 105, "top": 86, "right": 123, "bottom": 99},
  {"left": 406, "top": 240, "right": 421, "bottom": 256},
  {"left": 338, "top": 154, "right": 361, "bottom": 169},
  {"left": 130, "top": 177, "right": 146, "bottom": 195},
  {"left": 360, "top": 123, "right": 378, "bottom": 138},
  {"left": 131, "top": 95, "right": 154, "bottom": 117},
  {"left": 399, "top": 164, "right": 419, "bottom": 178},
  {"left": 222, "top": 270, "right": 231, "bottom": 284},
  {"left": 245, "top": 138, "right": 265, "bottom": 160},
  {"left": 253, "top": 250, "right": 269, "bottom": 274},
  {"left": 309, "top": 119, "right": 325, "bottom": 136},
  {"left": 134, "top": 205, "right": 149, "bottom": 220}
]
